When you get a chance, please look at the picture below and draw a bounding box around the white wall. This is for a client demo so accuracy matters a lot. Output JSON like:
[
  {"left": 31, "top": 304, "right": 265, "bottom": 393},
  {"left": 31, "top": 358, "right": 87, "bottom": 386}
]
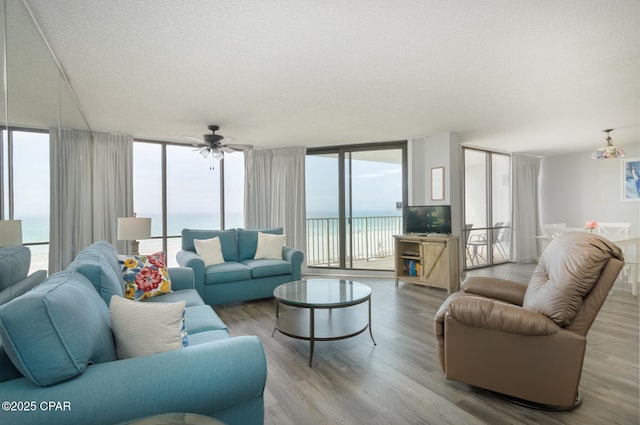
[
  {"left": 408, "top": 132, "right": 464, "bottom": 272},
  {"left": 408, "top": 132, "right": 456, "bottom": 206},
  {"left": 541, "top": 143, "right": 640, "bottom": 238}
]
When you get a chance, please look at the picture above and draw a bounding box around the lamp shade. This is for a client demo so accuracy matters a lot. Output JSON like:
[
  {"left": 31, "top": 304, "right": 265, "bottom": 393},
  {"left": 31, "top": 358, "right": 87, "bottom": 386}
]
[
  {"left": 117, "top": 217, "right": 151, "bottom": 240},
  {"left": 0, "top": 220, "right": 23, "bottom": 247}
]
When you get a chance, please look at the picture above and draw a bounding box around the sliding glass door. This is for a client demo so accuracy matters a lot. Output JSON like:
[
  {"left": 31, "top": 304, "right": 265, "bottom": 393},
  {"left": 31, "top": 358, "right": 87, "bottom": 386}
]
[
  {"left": 463, "top": 147, "right": 511, "bottom": 269},
  {"left": 306, "top": 143, "right": 406, "bottom": 271}
]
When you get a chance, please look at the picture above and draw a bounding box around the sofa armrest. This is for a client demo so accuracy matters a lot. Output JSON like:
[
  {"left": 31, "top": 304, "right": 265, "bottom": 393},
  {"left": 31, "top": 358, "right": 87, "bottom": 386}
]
[
  {"left": 0, "top": 336, "right": 267, "bottom": 425},
  {"left": 176, "top": 250, "right": 205, "bottom": 298},
  {"left": 167, "top": 267, "right": 195, "bottom": 291},
  {"left": 0, "top": 270, "right": 47, "bottom": 306},
  {"left": 448, "top": 296, "right": 559, "bottom": 336},
  {"left": 461, "top": 276, "right": 527, "bottom": 306},
  {"left": 282, "top": 247, "right": 304, "bottom": 281}
]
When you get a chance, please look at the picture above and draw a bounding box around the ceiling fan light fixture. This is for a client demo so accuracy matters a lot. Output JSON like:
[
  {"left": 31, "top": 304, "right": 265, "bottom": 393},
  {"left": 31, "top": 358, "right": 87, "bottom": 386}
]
[
  {"left": 591, "top": 129, "right": 626, "bottom": 159},
  {"left": 211, "top": 149, "right": 224, "bottom": 160},
  {"left": 186, "top": 125, "right": 253, "bottom": 169}
]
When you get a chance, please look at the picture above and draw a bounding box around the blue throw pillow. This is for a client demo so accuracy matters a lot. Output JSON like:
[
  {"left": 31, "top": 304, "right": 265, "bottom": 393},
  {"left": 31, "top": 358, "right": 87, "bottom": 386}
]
[{"left": 0, "top": 271, "right": 116, "bottom": 386}]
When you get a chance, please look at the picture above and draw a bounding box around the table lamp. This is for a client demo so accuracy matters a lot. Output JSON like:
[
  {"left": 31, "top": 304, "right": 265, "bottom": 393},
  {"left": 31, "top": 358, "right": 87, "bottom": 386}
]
[
  {"left": 117, "top": 214, "right": 151, "bottom": 255},
  {"left": 0, "top": 220, "right": 23, "bottom": 247}
]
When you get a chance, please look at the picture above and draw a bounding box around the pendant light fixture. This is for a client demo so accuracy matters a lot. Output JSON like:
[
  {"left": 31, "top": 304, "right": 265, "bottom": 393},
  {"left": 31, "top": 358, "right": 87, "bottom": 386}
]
[{"left": 591, "top": 129, "right": 626, "bottom": 159}]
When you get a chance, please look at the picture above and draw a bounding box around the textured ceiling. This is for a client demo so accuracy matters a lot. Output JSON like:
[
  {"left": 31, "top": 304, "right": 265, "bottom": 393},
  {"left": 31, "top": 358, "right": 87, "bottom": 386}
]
[{"left": 20, "top": 0, "right": 640, "bottom": 156}]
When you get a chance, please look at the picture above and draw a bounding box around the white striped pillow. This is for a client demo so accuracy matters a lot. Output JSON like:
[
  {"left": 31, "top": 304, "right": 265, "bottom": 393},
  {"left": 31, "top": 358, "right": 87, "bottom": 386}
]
[{"left": 109, "top": 295, "right": 188, "bottom": 359}]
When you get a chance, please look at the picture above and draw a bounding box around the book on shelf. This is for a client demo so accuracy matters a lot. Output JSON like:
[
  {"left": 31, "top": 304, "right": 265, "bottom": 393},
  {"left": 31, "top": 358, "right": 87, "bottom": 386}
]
[{"left": 403, "top": 259, "right": 421, "bottom": 276}]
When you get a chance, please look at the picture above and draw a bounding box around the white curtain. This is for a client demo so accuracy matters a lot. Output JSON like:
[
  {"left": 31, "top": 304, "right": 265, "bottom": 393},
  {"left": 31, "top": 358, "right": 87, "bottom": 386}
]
[
  {"left": 92, "top": 133, "right": 133, "bottom": 253},
  {"left": 50, "top": 129, "right": 94, "bottom": 272},
  {"left": 511, "top": 153, "right": 541, "bottom": 262},
  {"left": 244, "top": 147, "right": 307, "bottom": 256},
  {"left": 50, "top": 129, "right": 133, "bottom": 272}
]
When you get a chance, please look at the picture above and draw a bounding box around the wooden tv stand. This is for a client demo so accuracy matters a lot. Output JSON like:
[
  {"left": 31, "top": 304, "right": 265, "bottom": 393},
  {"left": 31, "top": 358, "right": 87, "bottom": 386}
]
[{"left": 393, "top": 234, "right": 460, "bottom": 293}]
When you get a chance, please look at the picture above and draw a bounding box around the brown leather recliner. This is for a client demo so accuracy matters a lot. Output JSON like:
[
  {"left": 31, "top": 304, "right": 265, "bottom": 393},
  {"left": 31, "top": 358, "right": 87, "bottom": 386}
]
[{"left": 434, "top": 232, "right": 625, "bottom": 409}]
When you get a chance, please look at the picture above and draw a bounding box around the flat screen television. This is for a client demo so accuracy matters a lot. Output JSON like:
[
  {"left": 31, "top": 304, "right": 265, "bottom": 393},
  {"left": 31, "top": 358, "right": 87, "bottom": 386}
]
[{"left": 404, "top": 205, "right": 452, "bottom": 235}]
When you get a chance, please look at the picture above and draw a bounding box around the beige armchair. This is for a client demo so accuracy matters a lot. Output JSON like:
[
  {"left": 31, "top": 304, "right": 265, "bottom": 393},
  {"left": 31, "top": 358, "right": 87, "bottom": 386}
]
[{"left": 434, "top": 232, "right": 624, "bottom": 409}]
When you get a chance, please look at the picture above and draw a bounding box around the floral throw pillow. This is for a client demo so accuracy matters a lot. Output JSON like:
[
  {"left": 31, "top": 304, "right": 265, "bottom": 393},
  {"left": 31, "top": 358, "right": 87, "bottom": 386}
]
[{"left": 118, "top": 251, "right": 171, "bottom": 301}]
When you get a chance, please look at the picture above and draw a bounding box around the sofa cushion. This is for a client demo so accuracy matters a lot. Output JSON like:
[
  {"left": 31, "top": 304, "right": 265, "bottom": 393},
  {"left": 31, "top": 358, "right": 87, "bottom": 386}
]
[
  {"left": 118, "top": 251, "right": 172, "bottom": 300},
  {"left": 0, "top": 246, "right": 30, "bottom": 291},
  {"left": 205, "top": 262, "right": 252, "bottom": 285},
  {"left": 142, "top": 289, "right": 205, "bottom": 307},
  {"left": 70, "top": 241, "right": 124, "bottom": 306},
  {"left": 237, "top": 228, "right": 283, "bottom": 261},
  {"left": 187, "top": 329, "right": 230, "bottom": 345},
  {"left": 0, "top": 271, "right": 116, "bottom": 386},
  {"left": 194, "top": 237, "right": 226, "bottom": 267},
  {"left": 243, "top": 259, "right": 292, "bottom": 279},
  {"left": 254, "top": 232, "right": 285, "bottom": 260},
  {"left": 523, "top": 232, "right": 623, "bottom": 327},
  {"left": 109, "top": 295, "right": 188, "bottom": 359},
  {"left": 184, "top": 305, "right": 228, "bottom": 334}
]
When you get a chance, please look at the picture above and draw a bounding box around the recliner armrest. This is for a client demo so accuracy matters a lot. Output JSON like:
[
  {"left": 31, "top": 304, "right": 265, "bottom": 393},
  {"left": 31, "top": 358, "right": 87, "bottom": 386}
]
[
  {"left": 449, "top": 296, "right": 559, "bottom": 336},
  {"left": 461, "top": 276, "right": 527, "bottom": 306}
]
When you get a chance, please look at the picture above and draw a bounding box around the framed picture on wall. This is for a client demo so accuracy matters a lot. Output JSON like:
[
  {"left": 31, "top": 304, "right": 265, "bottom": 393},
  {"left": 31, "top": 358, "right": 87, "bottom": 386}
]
[
  {"left": 431, "top": 167, "right": 445, "bottom": 201},
  {"left": 622, "top": 157, "right": 640, "bottom": 201}
]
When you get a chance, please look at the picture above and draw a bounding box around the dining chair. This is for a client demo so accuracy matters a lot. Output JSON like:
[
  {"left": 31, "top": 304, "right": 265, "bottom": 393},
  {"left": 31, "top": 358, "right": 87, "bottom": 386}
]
[
  {"left": 595, "top": 222, "right": 630, "bottom": 241},
  {"left": 467, "top": 222, "right": 507, "bottom": 265}
]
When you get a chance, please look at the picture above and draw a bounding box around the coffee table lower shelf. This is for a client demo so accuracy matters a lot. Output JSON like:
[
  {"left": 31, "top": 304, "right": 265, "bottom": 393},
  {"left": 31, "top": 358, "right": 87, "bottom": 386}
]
[{"left": 272, "top": 307, "right": 375, "bottom": 366}]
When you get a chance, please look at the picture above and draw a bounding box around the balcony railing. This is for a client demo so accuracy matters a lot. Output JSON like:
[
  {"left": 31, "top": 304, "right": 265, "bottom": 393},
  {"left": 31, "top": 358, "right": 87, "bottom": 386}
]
[{"left": 306, "top": 216, "right": 402, "bottom": 267}]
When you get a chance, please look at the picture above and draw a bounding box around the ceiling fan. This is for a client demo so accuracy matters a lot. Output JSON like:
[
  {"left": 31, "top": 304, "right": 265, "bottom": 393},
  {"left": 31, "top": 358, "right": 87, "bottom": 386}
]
[{"left": 185, "top": 125, "right": 253, "bottom": 164}]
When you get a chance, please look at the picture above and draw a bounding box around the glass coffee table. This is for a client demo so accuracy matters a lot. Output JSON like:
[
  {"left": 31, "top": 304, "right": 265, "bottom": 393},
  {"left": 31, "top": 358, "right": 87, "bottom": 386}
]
[{"left": 272, "top": 278, "right": 376, "bottom": 366}]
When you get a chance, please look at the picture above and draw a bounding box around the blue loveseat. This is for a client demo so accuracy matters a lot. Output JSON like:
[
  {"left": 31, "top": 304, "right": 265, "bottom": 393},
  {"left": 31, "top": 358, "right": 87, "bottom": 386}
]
[
  {"left": 177, "top": 228, "right": 304, "bottom": 305},
  {"left": 0, "top": 241, "right": 267, "bottom": 425}
]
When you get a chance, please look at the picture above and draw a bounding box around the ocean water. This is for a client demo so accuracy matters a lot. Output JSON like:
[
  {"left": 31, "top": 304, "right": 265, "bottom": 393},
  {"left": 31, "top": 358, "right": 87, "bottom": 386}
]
[
  {"left": 15, "top": 212, "right": 244, "bottom": 243},
  {"left": 16, "top": 209, "right": 401, "bottom": 242},
  {"left": 19, "top": 211, "right": 403, "bottom": 271}
]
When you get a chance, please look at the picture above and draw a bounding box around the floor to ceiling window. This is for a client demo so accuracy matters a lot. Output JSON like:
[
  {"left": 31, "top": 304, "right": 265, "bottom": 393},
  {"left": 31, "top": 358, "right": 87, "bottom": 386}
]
[
  {"left": 306, "top": 142, "right": 406, "bottom": 271},
  {"left": 463, "top": 147, "right": 511, "bottom": 269},
  {"left": 222, "top": 152, "right": 246, "bottom": 229},
  {"left": 132, "top": 140, "right": 243, "bottom": 266},
  {"left": 1, "top": 128, "right": 50, "bottom": 273}
]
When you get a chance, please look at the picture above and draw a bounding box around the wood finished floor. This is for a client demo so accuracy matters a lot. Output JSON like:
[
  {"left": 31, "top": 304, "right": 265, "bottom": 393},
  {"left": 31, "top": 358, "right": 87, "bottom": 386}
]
[{"left": 214, "top": 264, "right": 640, "bottom": 425}]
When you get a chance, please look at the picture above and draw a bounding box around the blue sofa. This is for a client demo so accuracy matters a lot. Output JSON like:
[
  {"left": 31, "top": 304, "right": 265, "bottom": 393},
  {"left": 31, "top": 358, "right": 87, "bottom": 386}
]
[
  {"left": 0, "top": 241, "right": 267, "bottom": 425},
  {"left": 177, "top": 228, "right": 304, "bottom": 305}
]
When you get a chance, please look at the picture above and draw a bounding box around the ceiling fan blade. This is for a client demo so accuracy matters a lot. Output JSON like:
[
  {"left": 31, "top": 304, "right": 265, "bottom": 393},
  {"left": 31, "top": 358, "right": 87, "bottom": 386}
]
[
  {"left": 219, "top": 136, "right": 238, "bottom": 144},
  {"left": 224, "top": 143, "right": 253, "bottom": 151},
  {"left": 185, "top": 135, "right": 205, "bottom": 144},
  {"left": 221, "top": 146, "right": 236, "bottom": 154}
]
